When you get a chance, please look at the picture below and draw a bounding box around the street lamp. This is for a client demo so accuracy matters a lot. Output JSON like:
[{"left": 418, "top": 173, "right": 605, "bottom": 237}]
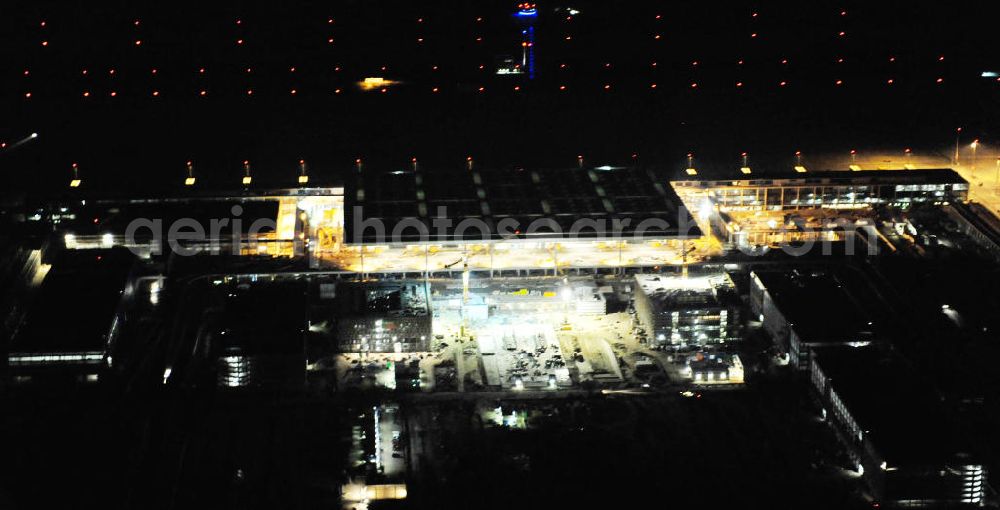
[
  {"left": 995, "top": 157, "right": 1000, "bottom": 192},
  {"left": 971, "top": 140, "right": 979, "bottom": 171},
  {"left": 184, "top": 160, "right": 196, "bottom": 186},
  {"left": 69, "top": 162, "right": 82, "bottom": 188},
  {"left": 686, "top": 153, "right": 697, "bottom": 176},
  {"left": 955, "top": 127, "right": 962, "bottom": 164},
  {"left": 298, "top": 159, "right": 309, "bottom": 185},
  {"left": 793, "top": 151, "right": 807, "bottom": 173},
  {"left": 242, "top": 160, "right": 252, "bottom": 186}
]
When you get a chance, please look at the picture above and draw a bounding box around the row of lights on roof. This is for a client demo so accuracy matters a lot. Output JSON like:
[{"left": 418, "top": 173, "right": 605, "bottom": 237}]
[
  {"left": 63, "top": 157, "right": 490, "bottom": 187},
  {"left": 66, "top": 159, "right": 320, "bottom": 188},
  {"left": 682, "top": 148, "right": 937, "bottom": 176},
  {"left": 64, "top": 147, "right": 944, "bottom": 189}
]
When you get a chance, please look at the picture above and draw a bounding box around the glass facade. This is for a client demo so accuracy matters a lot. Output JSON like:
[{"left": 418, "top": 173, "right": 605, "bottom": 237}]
[{"left": 673, "top": 171, "right": 969, "bottom": 212}]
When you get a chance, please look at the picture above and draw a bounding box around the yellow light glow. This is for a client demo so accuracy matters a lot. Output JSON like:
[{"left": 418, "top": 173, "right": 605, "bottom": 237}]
[
  {"left": 794, "top": 165, "right": 808, "bottom": 173},
  {"left": 242, "top": 176, "right": 252, "bottom": 185},
  {"left": 184, "top": 177, "right": 196, "bottom": 186},
  {"left": 298, "top": 175, "right": 309, "bottom": 184},
  {"left": 685, "top": 168, "right": 698, "bottom": 176},
  {"left": 69, "top": 179, "right": 82, "bottom": 188},
  {"left": 849, "top": 164, "right": 862, "bottom": 171},
  {"left": 740, "top": 166, "right": 752, "bottom": 174},
  {"left": 358, "top": 77, "right": 398, "bottom": 90}
]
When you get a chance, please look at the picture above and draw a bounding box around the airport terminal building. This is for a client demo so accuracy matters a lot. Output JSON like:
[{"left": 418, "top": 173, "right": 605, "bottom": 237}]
[{"left": 673, "top": 169, "right": 969, "bottom": 212}]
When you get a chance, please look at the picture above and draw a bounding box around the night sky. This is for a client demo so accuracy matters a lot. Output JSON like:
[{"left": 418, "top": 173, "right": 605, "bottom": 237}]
[{"left": 2, "top": 1, "right": 998, "bottom": 193}]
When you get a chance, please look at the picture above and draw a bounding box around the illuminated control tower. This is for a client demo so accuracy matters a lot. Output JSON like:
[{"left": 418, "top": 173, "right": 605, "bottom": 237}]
[{"left": 515, "top": 3, "right": 537, "bottom": 79}]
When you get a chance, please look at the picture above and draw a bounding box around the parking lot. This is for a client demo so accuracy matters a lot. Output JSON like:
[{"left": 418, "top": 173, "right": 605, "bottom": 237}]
[{"left": 477, "top": 322, "right": 570, "bottom": 390}]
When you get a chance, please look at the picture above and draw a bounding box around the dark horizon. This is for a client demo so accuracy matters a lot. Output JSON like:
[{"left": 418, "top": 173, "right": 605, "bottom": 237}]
[{"left": 3, "top": 1, "right": 999, "bottom": 193}]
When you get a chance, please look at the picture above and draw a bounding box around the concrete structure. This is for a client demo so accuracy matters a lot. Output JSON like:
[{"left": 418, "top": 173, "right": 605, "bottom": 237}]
[
  {"left": 810, "top": 346, "right": 985, "bottom": 506},
  {"left": 683, "top": 352, "right": 744, "bottom": 384},
  {"left": 39, "top": 187, "right": 343, "bottom": 259},
  {"left": 335, "top": 281, "right": 432, "bottom": 352},
  {"left": 394, "top": 359, "right": 421, "bottom": 391},
  {"left": 632, "top": 273, "right": 740, "bottom": 347},
  {"left": 674, "top": 169, "right": 968, "bottom": 251},
  {"left": 750, "top": 269, "right": 876, "bottom": 370}
]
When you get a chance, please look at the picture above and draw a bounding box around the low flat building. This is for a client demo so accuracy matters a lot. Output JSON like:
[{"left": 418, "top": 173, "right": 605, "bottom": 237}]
[
  {"left": 633, "top": 273, "right": 740, "bottom": 347},
  {"left": 810, "top": 346, "right": 985, "bottom": 506},
  {"left": 750, "top": 269, "right": 876, "bottom": 369},
  {"left": 335, "top": 281, "right": 432, "bottom": 352},
  {"left": 5, "top": 248, "right": 137, "bottom": 383},
  {"left": 682, "top": 352, "right": 745, "bottom": 384}
]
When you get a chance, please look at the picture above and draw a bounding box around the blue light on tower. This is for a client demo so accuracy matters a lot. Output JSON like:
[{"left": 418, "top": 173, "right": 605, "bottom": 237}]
[
  {"left": 527, "top": 27, "right": 535, "bottom": 79},
  {"left": 516, "top": 4, "right": 538, "bottom": 79}
]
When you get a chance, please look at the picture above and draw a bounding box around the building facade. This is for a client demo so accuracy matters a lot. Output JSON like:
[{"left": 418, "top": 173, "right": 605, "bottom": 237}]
[
  {"left": 810, "top": 347, "right": 985, "bottom": 506},
  {"left": 336, "top": 281, "right": 433, "bottom": 353},
  {"left": 673, "top": 169, "right": 969, "bottom": 212},
  {"left": 633, "top": 273, "right": 740, "bottom": 347}
]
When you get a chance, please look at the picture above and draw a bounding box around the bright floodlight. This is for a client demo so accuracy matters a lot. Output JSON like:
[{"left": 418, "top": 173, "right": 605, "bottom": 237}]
[
  {"left": 794, "top": 165, "right": 808, "bottom": 173},
  {"left": 698, "top": 199, "right": 714, "bottom": 220},
  {"left": 358, "top": 77, "right": 398, "bottom": 90},
  {"left": 685, "top": 168, "right": 698, "bottom": 176},
  {"left": 30, "top": 132, "right": 38, "bottom": 138},
  {"left": 184, "top": 177, "right": 196, "bottom": 186},
  {"left": 740, "top": 167, "right": 752, "bottom": 175}
]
